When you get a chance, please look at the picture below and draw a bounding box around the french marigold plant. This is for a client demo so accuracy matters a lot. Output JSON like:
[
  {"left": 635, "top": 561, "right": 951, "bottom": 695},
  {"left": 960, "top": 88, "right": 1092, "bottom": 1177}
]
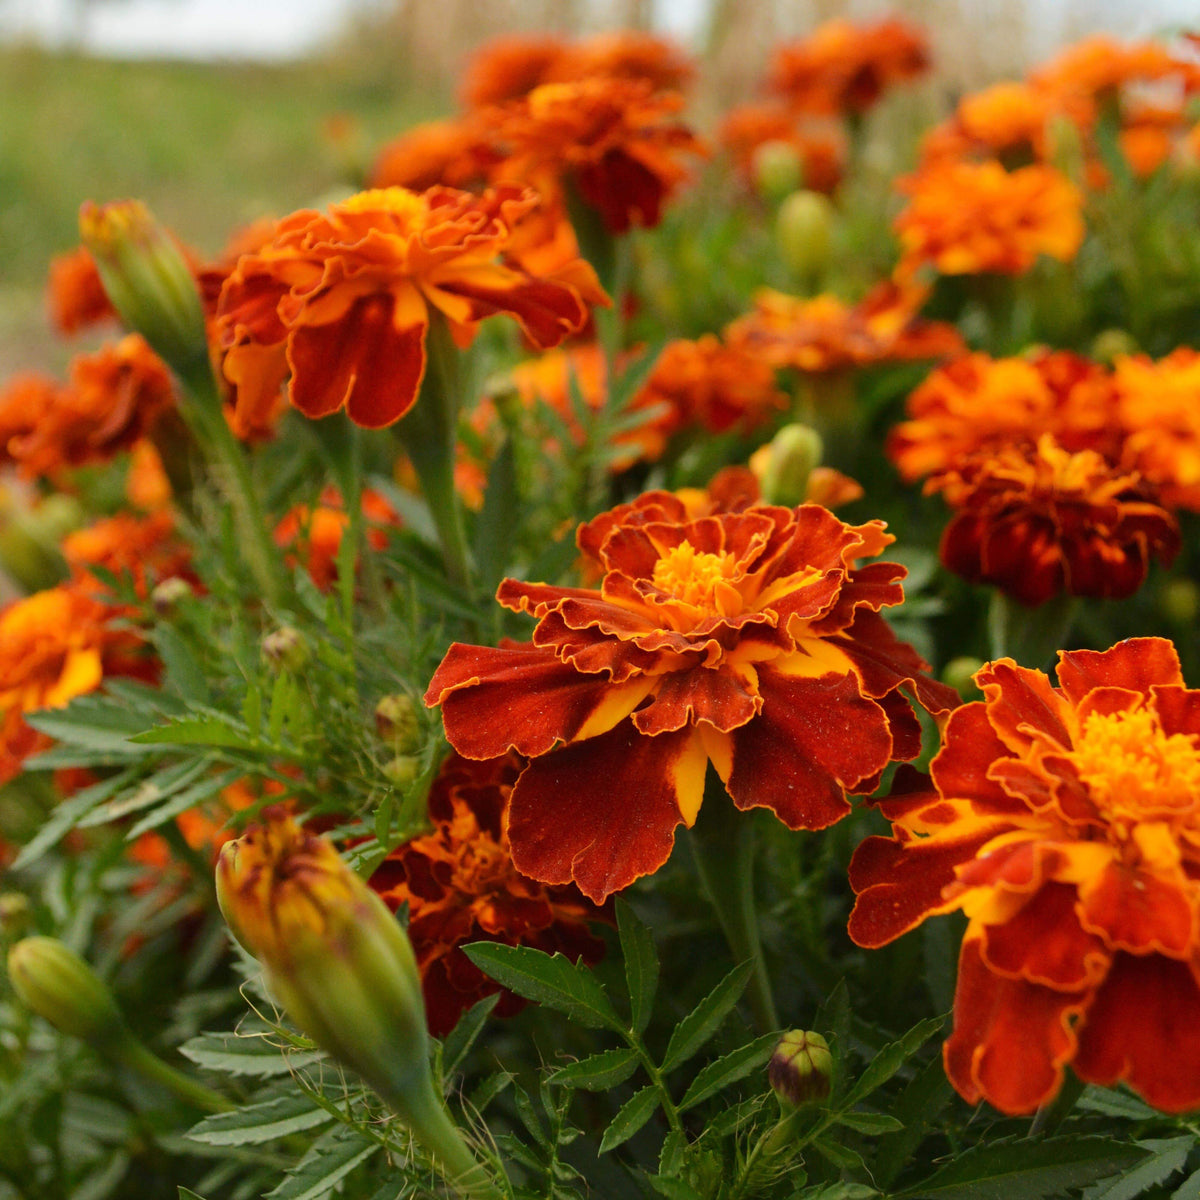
[{"left": 849, "top": 637, "right": 1200, "bottom": 1115}]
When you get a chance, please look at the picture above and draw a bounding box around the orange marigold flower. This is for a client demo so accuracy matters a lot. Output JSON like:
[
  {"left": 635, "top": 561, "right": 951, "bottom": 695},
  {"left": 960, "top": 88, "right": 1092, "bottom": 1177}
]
[
  {"left": 717, "top": 103, "right": 847, "bottom": 194},
  {"left": 61, "top": 510, "right": 194, "bottom": 599},
  {"left": 274, "top": 487, "right": 401, "bottom": 591},
  {"left": 458, "top": 34, "right": 569, "bottom": 109},
  {"left": 46, "top": 246, "right": 116, "bottom": 335},
  {"left": 125, "top": 439, "right": 172, "bottom": 510},
  {"left": 369, "top": 117, "right": 498, "bottom": 192},
  {"left": 633, "top": 335, "right": 788, "bottom": 437},
  {"left": 895, "top": 161, "right": 1084, "bottom": 277},
  {"left": 1031, "top": 34, "right": 1200, "bottom": 112},
  {"left": 919, "top": 82, "right": 1057, "bottom": 167},
  {"left": 216, "top": 185, "right": 602, "bottom": 430},
  {"left": 368, "top": 752, "right": 606, "bottom": 1036},
  {"left": 484, "top": 78, "right": 705, "bottom": 234},
  {"left": 767, "top": 17, "right": 930, "bottom": 116},
  {"left": 724, "top": 282, "right": 964, "bottom": 374},
  {"left": 931, "top": 435, "right": 1179, "bottom": 606},
  {"left": 545, "top": 30, "right": 695, "bottom": 94},
  {"left": 0, "top": 335, "right": 175, "bottom": 480},
  {"left": 1114, "top": 348, "right": 1200, "bottom": 511},
  {"left": 849, "top": 637, "right": 1200, "bottom": 1114},
  {"left": 425, "top": 494, "right": 959, "bottom": 903},
  {"left": 888, "top": 350, "right": 1120, "bottom": 482}
]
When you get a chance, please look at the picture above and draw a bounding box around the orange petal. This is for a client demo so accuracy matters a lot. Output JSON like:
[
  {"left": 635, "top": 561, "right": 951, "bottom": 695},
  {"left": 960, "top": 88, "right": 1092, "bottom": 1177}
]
[{"left": 1056, "top": 637, "right": 1182, "bottom": 705}]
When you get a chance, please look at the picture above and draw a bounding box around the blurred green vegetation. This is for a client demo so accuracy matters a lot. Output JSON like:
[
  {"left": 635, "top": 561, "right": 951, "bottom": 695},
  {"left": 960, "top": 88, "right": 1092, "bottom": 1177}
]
[{"left": 0, "top": 47, "right": 441, "bottom": 371}]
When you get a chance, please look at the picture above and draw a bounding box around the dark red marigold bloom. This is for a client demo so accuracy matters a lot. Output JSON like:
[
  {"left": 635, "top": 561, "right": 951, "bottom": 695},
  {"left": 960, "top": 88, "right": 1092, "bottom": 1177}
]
[
  {"left": 426, "top": 493, "right": 958, "bottom": 903},
  {"left": 933, "top": 435, "right": 1179, "bottom": 606},
  {"left": 368, "top": 753, "right": 606, "bottom": 1036},
  {"left": 849, "top": 637, "right": 1200, "bottom": 1114}
]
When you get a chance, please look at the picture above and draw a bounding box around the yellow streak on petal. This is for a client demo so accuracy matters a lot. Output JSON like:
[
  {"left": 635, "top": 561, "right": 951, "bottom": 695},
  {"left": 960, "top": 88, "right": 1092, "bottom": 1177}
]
[
  {"left": 43, "top": 649, "right": 104, "bottom": 710},
  {"left": 698, "top": 724, "right": 733, "bottom": 784},
  {"left": 573, "top": 677, "right": 658, "bottom": 743},
  {"left": 674, "top": 729, "right": 711, "bottom": 827},
  {"left": 771, "top": 637, "right": 855, "bottom": 679}
]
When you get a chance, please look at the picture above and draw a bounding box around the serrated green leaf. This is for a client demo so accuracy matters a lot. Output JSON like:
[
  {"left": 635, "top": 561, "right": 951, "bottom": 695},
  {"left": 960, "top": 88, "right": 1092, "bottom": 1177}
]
[
  {"left": 678, "top": 1031, "right": 778, "bottom": 1112},
  {"left": 1083, "top": 1137, "right": 1193, "bottom": 1200},
  {"left": 871, "top": 1054, "right": 954, "bottom": 1189},
  {"left": 266, "top": 1126, "right": 377, "bottom": 1200},
  {"left": 813, "top": 1137, "right": 868, "bottom": 1173},
  {"left": 186, "top": 1093, "right": 334, "bottom": 1146},
  {"left": 1173, "top": 1166, "right": 1200, "bottom": 1200},
  {"left": 834, "top": 1111, "right": 904, "bottom": 1135},
  {"left": 10, "top": 767, "right": 140, "bottom": 869},
  {"left": 599, "top": 1085, "right": 660, "bottom": 1153},
  {"left": 473, "top": 437, "right": 519, "bottom": 592},
  {"left": 463, "top": 943, "right": 621, "bottom": 1030},
  {"left": 442, "top": 993, "right": 500, "bottom": 1076},
  {"left": 661, "top": 961, "right": 753, "bottom": 1073},
  {"left": 153, "top": 625, "right": 212, "bottom": 703},
  {"left": 124, "top": 767, "right": 244, "bottom": 840},
  {"left": 659, "top": 1129, "right": 686, "bottom": 1176},
  {"left": 130, "top": 713, "right": 259, "bottom": 749},
  {"left": 550, "top": 1048, "right": 641, "bottom": 1092},
  {"left": 514, "top": 1082, "right": 550, "bottom": 1148},
  {"left": 179, "top": 1190, "right": 209, "bottom": 1200},
  {"left": 646, "top": 1175, "right": 703, "bottom": 1200},
  {"left": 77, "top": 758, "right": 210, "bottom": 826},
  {"left": 242, "top": 682, "right": 263, "bottom": 739},
  {"left": 1076, "top": 1086, "right": 1160, "bottom": 1121},
  {"left": 469, "top": 1070, "right": 513, "bottom": 1113},
  {"left": 617, "top": 899, "right": 659, "bottom": 1037},
  {"left": 179, "top": 1032, "right": 324, "bottom": 1077},
  {"left": 26, "top": 696, "right": 154, "bottom": 752},
  {"left": 897, "top": 1137, "right": 1149, "bottom": 1199},
  {"left": 840, "top": 1014, "right": 944, "bottom": 1110},
  {"left": 797, "top": 1185, "right": 878, "bottom": 1200}
]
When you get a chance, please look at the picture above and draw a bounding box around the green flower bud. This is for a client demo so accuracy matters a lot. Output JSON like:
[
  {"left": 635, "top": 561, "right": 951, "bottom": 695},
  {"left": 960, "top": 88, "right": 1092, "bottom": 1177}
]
[
  {"left": 776, "top": 190, "right": 835, "bottom": 280},
  {"left": 758, "top": 423, "right": 824, "bottom": 507},
  {"left": 0, "top": 894, "right": 32, "bottom": 939},
  {"left": 261, "top": 626, "right": 308, "bottom": 673},
  {"left": 753, "top": 140, "right": 804, "bottom": 204},
  {"left": 942, "top": 655, "right": 986, "bottom": 700},
  {"left": 375, "top": 694, "right": 422, "bottom": 755},
  {"left": 151, "top": 575, "right": 195, "bottom": 615},
  {"left": 382, "top": 755, "right": 421, "bottom": 789},
  {"left": 78, "top": 199, "right": 208, "bottom": 380},
  {"left": 769, "top": 1030, "right": 833, "bottom": 1107},
  {"left": 1160, "top": 579, "right": 1200, "bottom": 626},
  {"left": 1089, "top": 328, "right": 1139, "bottom": 365},
  {"left": 7, "top": 937, "right": 127, "bottom": 1048}
]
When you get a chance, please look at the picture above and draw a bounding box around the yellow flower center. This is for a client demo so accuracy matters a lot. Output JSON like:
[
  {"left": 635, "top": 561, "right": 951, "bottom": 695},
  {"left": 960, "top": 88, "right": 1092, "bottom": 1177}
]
[
  {"left": 651, "top": 541, "right": 739, "bottom": 612},
  {"left": 1070, "top": 706, "right": 1200, "bottom": 825}
]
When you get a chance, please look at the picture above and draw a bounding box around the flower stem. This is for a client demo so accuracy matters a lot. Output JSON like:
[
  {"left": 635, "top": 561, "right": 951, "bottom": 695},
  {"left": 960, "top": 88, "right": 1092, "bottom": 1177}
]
[
  {"left": 987, "top": 591, "right": 1078, "bottom": 668},
  {"left": 688, "top": 774, "right": 780, "bottom": 1034},
  {"left": 111, "top": 1034, "right": 233, "bottom": 1113}
]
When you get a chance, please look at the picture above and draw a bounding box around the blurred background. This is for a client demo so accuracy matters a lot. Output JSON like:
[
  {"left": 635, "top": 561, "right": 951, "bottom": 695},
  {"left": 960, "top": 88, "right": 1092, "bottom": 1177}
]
[{"left": 2, "top": 0, "right": 1196, "bottom": 372}]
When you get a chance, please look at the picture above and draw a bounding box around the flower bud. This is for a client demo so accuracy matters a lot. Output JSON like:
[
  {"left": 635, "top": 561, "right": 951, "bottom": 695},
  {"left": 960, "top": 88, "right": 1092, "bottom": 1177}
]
[
  {"left": 382, "top": 755, "right": 421, "bottom": 789},
  {"left": 942, "top": 655, "right": 986, "bottom": 699},
  {"left": 78, "top": 200, "right": 208, "bottom": 379},
  {"left": 752, "top": 140, "right": 804, "bottom": 204},
  {"left": 776, "top": 190, "right": 835, "bottom": 281},
  {"left": 769, "top": 1030, "right": 833, "bottom": 1107},
  {"left": 261, "top": 626, "right": 308, "bottom": 673},
  {"left": 151, "top": 575, "right": 195, "bottom": 616},
  {"left": 0, "top": 893, "right": 32, "bottom": 939},
  {"left": 1160, "top": 579, "right": 1200, "bottom": 626},
  {"left": 1090, "top": 328, "right": 1139, "bottom": 364},
  {"left": 753, "top": 423, "right": 825, "bottom": 508},
  {"left": 375, "top": 694, "right": 422, "bottom": 754},
  {"left": 7, "top": 936, "right": 128, "bottom": 1048}
]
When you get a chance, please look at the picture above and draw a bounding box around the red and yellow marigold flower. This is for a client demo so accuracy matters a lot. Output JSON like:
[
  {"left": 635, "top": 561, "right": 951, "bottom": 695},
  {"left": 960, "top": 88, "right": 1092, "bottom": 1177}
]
[
  {"left": 425, "top": 493, "right": 958, "bottom": 903},
  {"left": 850, "top": 637, "right": 1200, "bottom": 1114},
  {"left": 894, "top": 161, "right": 1084, "bottom": 278},
  {"left": 368, "top": 752, "right": 606, "bottom": 1036},
  {"left": 483, "top": 78, "right": 705, "bottom": 234},
  {"left": 1114, "top": 348, "right": 1200, "bottom": 512},
  {"left": 216, "top": 185, "right": 603, "bottom": 430},
  {"left": 724, "top": 283, "right": 964, "bottom": 375},
  {"left": 369, "top": 116, "right": 497, "bottom": 193},
  {"left": 767, "top": 17, "right": 930, "bottom": 117},
  {"left": 932, "top": 435, "right": 1179, "bottom": 606}
]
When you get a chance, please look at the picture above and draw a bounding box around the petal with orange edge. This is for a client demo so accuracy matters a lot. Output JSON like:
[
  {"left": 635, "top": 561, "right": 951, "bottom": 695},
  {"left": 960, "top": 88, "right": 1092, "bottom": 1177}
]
[
  {"left": 1077, "top": 859, "right": 1195, "bottom": 957},
  {"left": 726, "top": 668, "right": 891, "bottom": 830},
  {"left": 632, "top": 667, "right": 759, "bottom": 736},
  {"left": 432, "top": 270, "right": 589, "bottom": 349},
  {"left": 1074, "top": 952, "right": 1200, "bottom": 1113},
  {"left": 943, "top": 936, "right": 1084, "bottom": 1114},
  {"left": 1056, "top": 637, "right": 1181, "bottom": 705},
  {"left": 978, "top": 660, "right": 1071, "bottom": 755},
  {"left": 932, "top": 704, "right": 1031, "bottom": 813},
  {"left": 506, "top": 721, "right": 706, "bottom": 902}
]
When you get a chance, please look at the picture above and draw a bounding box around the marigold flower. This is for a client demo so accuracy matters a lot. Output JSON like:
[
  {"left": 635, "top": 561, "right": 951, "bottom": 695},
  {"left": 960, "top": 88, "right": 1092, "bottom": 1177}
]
[
  {"left": 767, "top": 17, "right": 930, "bottom": 116},
  {"left": 1031, "top": 34, "right": 1199, "bottom": 112},
  {"left": 426, "top": 494, "right": 958, "bottom": 903},
  {"left": 125, "top": 439, "right": 172, "bottom": 510},
  {"left": 458, "top": 34, "right": 569, "bottom": 109},
  {"left": 274, "top": 487, "right": 401, "bottom": 590},
  {"left": 483, "top": 78, "right": 705, "bottom": 234},
  {"left": 548, "top": 30, "right": 695, "bottom": 93},
  {"left": 370, "top": 117, "right": 497, "bottom": 192},
  {"left": 725, "top": 283, "right": 964, "bottom": 375},
  {"left": 919, "top": 82, "right": 1057, "bottom": 167},
  {"left": 0, "top": 336, "right": 174, "bottom": 480},
  {"left": 46, "top": 246, "right": 116, "bottom": 335},
  {"left": 217, "top": 185, "right": 602, "bottom": 429},
  {"left": 1114, "top": 348, "right": 1200, "bottom": 511},
  {"left": 888, "top": 351, "right": 1120, "bottom": 483},
  {"left": 718, "top": 103, "right": 847, "bottom": 194},
  {"left": 931, "top": 435, "right": 1179, "bottom": 606},
  {"left": 895, "top": 161, "right": 1084, "bottom": 278},
  {"left": 61, "top": 510, "right": 194, "bottom": 599},
  {"left": 369, "top": 753, "right": 606, "bottom": 1036},
  {"left": 850, "top": 637, "right": 1200, "bottom": 1114}
]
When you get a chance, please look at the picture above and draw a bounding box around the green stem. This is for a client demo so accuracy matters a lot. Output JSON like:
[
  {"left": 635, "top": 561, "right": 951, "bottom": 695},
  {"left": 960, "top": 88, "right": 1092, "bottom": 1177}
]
[
  {"left": 987, "top": 591, "right": 1078, "bottom": 669},
  {"left": 688, "top": 774, "right": 779, "bottom": 1034},
  {"left": 621, "top": 1035, "right": 683, "bottom": 1134},
  {"left": 111, "top": 1035, "right": 233, "bottom": 1113},
  {"left": 397, "top": 315, "right": 474, "bottom": 593}
]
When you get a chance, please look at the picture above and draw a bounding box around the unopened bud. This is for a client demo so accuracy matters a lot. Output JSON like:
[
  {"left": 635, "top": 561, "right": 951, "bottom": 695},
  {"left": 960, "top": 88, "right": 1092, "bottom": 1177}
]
[
  {"left": 375, "top": 694, "right": 421, "bottom": 754},
  {"left": 776, "top": 190, "right": 835, "bottom": 280},
  {"left": 0, "top": 894, "right": 31, "bottom": 939},
  {"left": 262, "top": 626, "right": 308, "bottom": 673},
  {"left": 1160, "top": 579, "right": 1200, "bottom": 626},
  {"left": 753, "top": 140, "right": 804, "bottom": 204},
  {"left": 7, "top": 936, "right": 127, "bottom": 1048},
  {"left": 78, "top": 200, "right": 207, "bottom": 379},
  {"left": 942, "top": 655, "right": 985, "bottom": 699},
  {"left": 769, "top": 1030, "right": 833, "bottom": 1107},
  {"left": 382, "top": 755, "right": 421, "bottom": 789},
  {"left": 755, "top": 423, "right": 824, "bottom": 508},
  {"left": 1090, "top": 328, "right": 1138, "bottom": 364},
  {"left": 151, "top": 575, "right": 195, "bottom": 615}
]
